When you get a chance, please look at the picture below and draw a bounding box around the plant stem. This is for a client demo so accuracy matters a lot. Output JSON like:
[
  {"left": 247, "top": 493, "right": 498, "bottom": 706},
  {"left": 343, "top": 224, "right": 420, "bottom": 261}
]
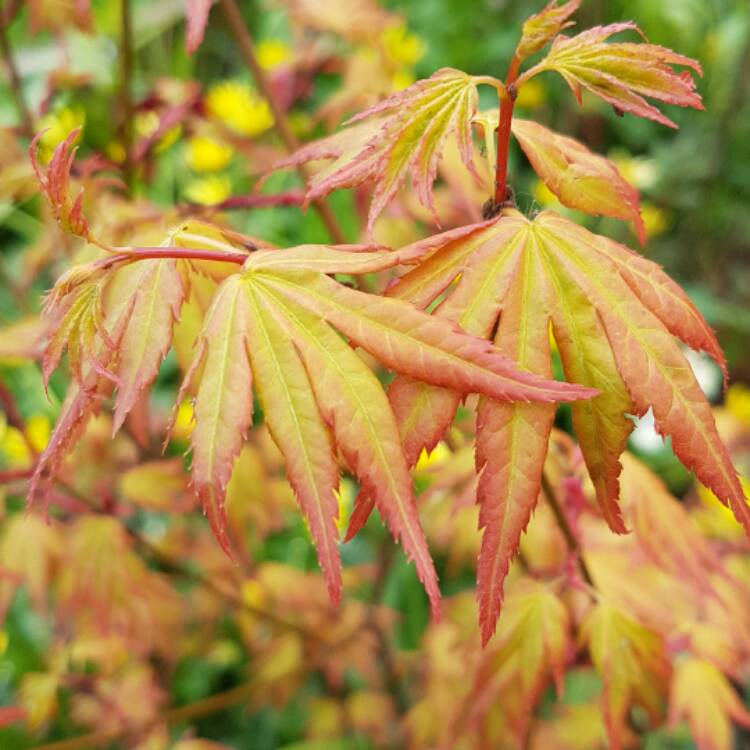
[
  {"left": 0, "top": 17, "right": 33, "bottom": 138},
  {"left": 95, "top": 245, "right": 251, "bottom": 270},
  {"left": 540, "top": 470, "right": 595, "bottom": 588},
  {"left": 120, "top": 0, "right": 135, "bottom": 190},
  {"left": 493, "top": 54, "right": 522, "bottom": 207},
  {"left": 217, "top": 0, "right": 347, "bottom": 244}
]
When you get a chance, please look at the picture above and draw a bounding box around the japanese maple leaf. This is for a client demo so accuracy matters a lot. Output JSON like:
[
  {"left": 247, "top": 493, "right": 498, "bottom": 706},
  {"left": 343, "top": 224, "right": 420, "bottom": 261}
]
[
  {"left": 348, "top": 210, "right": 741, "bottom": 643},
  {"left": 582, "top": 603, "right": 670, "bottom": 749},
  {"left": 518, "top": 22, "right": 703, "bottom": 127},
  {"left": 270, "top": 68, "right": 497, "bottom": 232},
  {"left": 172, "top": 242, "right": 593, "bottom": 614}
]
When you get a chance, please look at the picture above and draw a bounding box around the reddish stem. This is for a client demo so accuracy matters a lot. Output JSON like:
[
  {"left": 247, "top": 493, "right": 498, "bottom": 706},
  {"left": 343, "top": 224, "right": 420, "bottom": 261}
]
[
  {"left": 493, "top": 55, "right": 521, "bottom": 207},
  {"left": 97, "top": 246, "right": 250, "bottom": 270}
]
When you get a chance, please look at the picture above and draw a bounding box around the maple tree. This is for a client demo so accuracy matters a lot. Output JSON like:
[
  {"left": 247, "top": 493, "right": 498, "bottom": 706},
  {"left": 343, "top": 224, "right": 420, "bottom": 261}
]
[{"left": 1, "top": 0, "right": 750, "bottom": 747}]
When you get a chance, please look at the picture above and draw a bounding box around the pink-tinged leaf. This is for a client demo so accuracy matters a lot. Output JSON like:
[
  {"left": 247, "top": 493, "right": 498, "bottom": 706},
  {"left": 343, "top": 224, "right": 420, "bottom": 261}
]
[
  {"left": 669, "top": 659, "right": 750, "bottom": 750},
  {"left": 243, "top": 242, "right": 427, "bottom": 275},
  {"left": 575, "top": 230, "right": 728, "bottom": 386},
  {"left": 251, "top": 277, "right": 440, "bottom": 616},
  {"left": 476, "top": 249, "right": 557, "bottom": 645},
  {"left": 528, "top": 22, "right": 703, "bottom": 127},
  {"left": 183, "top": 274, "right": 255, "bottom": 553},
  {"left": 245, "top": 284, "right": 342, "bottom": 603},
  {"left": 535, "top": 212, "right": 750, "bottom": 535},
  {"left": 270, "top": 69, "right": 487, "bottom": 232},
  {"left": 185, "top": 0, "right": 213, "bottom": 55},
  {"left": 30, "top": 128, "right": 93, "bottom": 240},
  {"left": 516, "top": 0, "right": 580, "bottom": 60},
  {"left": 511, "top": 118, "right": 645, "bottom": 244},
  {"left": 582, "top": 603, "right": 670, "bottom": 750},
  {"left": 254, "top": 269, "right": 594, "bottom": 406},
  {"left": 544, "top": 252, "right": 633, "bottom": 532},
  {"left": 111, "top": 259, "right": 186, "bottom": 433}
]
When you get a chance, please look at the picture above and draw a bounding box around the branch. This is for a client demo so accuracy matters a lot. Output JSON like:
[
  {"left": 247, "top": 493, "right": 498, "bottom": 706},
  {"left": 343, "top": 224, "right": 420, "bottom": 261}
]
[
  {"left": 0, "top": 17, "right": 33, "bottom": 138},
  {"left": 540, "top": 470, "right": 596, "bottom": 588},
  {"left": 493, "top": 54, "right": 521, "bottom": 208},
  {"left": 217, "top": 0, "right": 347, "bottom": 244},
  {"left": 120, "top": 0, "right": 135, "bottom": 189}
]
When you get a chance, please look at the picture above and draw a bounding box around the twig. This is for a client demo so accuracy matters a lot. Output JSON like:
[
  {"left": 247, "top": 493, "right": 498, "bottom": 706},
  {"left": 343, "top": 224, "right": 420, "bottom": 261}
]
[
  {"left": 540, "top": 470, "right": 595, "bottom": 588},
  {"left": 0, "top": 16, "right": 33, "bottom": 138},
  {"left": 120, "top": 0, "right": 135, "bottom": 189},
  {"left": 217, "top": 0, "right": 348, "bottom": 244},
  {"left": 493, "top": 54, "right": 521, "bottom": 208}
]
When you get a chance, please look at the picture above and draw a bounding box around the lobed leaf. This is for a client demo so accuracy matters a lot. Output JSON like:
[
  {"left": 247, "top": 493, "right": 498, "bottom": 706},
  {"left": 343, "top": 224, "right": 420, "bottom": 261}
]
[
  {"left": 372, "top": 208, "right": 744, "bottom": 639},
  {"left": 270, "top": 69, "right": 487, "bottom": 232},
  {"left": 516, "top": 0, "right": 580, "bottom": 60},
  {"left": 510, "top": 118, "right": 645, "bottom": 244},
  {"left": 582, "top": 603, "right": 670, "bottom": 749},
  {"left": 526, "top": 22, "right": 703, "bottom": 127}
]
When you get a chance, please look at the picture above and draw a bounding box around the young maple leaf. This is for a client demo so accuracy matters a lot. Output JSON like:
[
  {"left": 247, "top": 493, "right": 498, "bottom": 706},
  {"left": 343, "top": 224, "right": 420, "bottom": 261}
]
[
  {"left": 515, "top": 0, "right": 580, "bottom": 61},
  {"left": 174, "top": 242, "right": 593, "bottom": 614},
  {"left": 348, "top": 210, "right": 739, "bottom": 644},
  {"left": 518, "top": 22, "right": 703, "bottom": 127},
  {"left": 468, "top": 581, "right": 570, "bottom": 743},
  {"left": 669, "top": 658, "right": 750, "bottom": 750},
  {"left": 511, "top": 118, "right": 645, "bottom": 244},
  {"left": 270, "top": 68, "right": 494, "bottom": 232},
  {"left": 30, "top": 128, "right": 93, "bottom": 242},
  {"left": 582, "top": 603, "right": 670, "bottom": 750}
]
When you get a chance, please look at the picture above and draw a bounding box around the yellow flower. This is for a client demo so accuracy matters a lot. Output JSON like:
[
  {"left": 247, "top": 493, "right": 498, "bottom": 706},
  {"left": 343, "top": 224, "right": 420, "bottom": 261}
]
[
  {"left": 135, "top": 111, "right": 182, "bottom": 152},
  {"left": 381, "top": 24, "right": 426, "bottom": 67},
  {"left": 241, "top": 579, "right": 265, "bottom": 609},
  {"left": 610, "top": 152, "right": 658, "bottom": 190},
  {"left": 184, "top": 175, "right": 232, "bottom": 206},
  {"left": 36, "top": 108, "right": 84, "bottom": 163},
  {"left": 726, "top": 384, "right": 750, "bottom": 427},
  {"left": 0, "top": 415, "right": 32, "bottom": 468},
  {"left": 25, "top": 414, "right": 51, "bottom": 453},
  {"left": 171, "top": 400, "right": 195, "bottom": 440},
  {"left": 0, "top": 630, "right": 8, "bottom": 656},
  {"left": 640, "top": 202, "right": 670, "bottom": 239},
  {"left": 185, "top": 135, "right": 233, "bottom": 173},
  {"left": 256, "top": 39, "right": 292, "bottom": 70},
  {"left": 532, "top": 179, "right": 559, "bottom": 208},
  {"left": 515, "top": 78, "right": 547, "bottom": 110},
  {"left": 415, "top": 441, "right": 451, "bottom": 471},
  {"left": 205, "top": 81, "right": 274, "bottom": 137},
  {"left": 106, "top": 141, "right": 127, "bottom": 164},
  {"left": 391, "top": 69, "right": 416, "bottom": 91}
]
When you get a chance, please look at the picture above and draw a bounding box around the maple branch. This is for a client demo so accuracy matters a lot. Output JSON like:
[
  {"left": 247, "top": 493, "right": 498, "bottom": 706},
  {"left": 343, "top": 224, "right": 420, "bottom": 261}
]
[
  {"left": 493, "top": 54, "right": 522, "bottom": 208},
  {"left": 0, "top": 17, "right": 33, "bottom": 139},
  {"left": 217, "top": 0, "right": 347, "bottom": 244},
  {"left": 540, "top": 470, "right": 595, "bottom": 588},
  {"left": 95, "top": 245, "right": 250, "bottom": 271},
  {"left": 119, "top": 0, "right": 135, "bottom": 190}
]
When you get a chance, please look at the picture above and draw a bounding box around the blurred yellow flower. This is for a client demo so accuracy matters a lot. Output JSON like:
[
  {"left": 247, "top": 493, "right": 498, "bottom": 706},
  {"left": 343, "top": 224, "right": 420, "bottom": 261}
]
[
  {"left": 134, "top": 111, "right": 182, "bottom": 152},
  {"left": 241, "top": 579, "right": 265, "bottom": 609},
  {"left": 381, "top": 24, "right": 426, "bottom": 67},
  {"left": 256, "top": 39, "right": 292, "bottom": 70},
  {"left": 610, "top": 152, "right": 658, "bottom": 190},
  {"left": 415, "top": 441, "right": 451, "bottom": 471},
  {"left": 171, "top": 400, "right": 195, "bottom": 440},
  {"left": 185, "top": 135, "right": 233, "bottom": 173},
  {"left": 391, "top": 69, "right": 416, "bottom": 91},
  {"left": 205, "top": 81, "right": 274, "bottom": 137},
  {"left": 532, "top": 179, "right": 559, "bottom": 208},
  {"left": 25, "top": 413, "right": 51, "bottom": 453},
  {"left": 36, "top": 108, "right": 84, "bottom": 163},
  {"left": 184, "top": 175, "right": 232, "bottom": 206},
  {"left": 0, "top": 418, "right": 31, "bottom": 468},
  {"left": 19, "top": 672, "right": 59, "bottom": 731},
  {"left": 726, "top": 383, "right": 750, "bottom": 427},
  {"left": 640, "top": 202, "right": 670, "bottom": 238},
  {"left": 695, "top": 478, "right": 750, "bottom": 541},
  {"left": 515, "top": 78, "right": 547, "bottom": 110},
  {"left": 0, "top": 630, "right": 8, "bottom": 656},
  {"left": 106, "top": 140, "right": 127, "bottom": 164}
]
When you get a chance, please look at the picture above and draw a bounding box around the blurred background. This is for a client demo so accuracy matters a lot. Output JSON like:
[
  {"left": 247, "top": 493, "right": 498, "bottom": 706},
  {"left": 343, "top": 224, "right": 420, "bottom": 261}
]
[{"left": 0, "top": 0, "right": 749, "bottom": 748}]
